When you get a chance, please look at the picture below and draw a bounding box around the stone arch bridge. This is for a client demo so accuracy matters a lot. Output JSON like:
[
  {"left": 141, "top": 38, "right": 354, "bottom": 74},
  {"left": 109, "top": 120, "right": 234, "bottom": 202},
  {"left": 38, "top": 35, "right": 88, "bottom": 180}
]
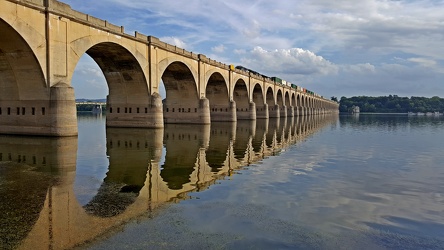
[{"left": 0, "top": 0, "right": 339, "bottom": 136}]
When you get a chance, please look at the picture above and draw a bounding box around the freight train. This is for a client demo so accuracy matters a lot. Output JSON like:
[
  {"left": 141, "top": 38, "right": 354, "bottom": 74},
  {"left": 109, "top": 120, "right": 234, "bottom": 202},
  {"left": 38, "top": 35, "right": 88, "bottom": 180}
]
[{"left": 231, "top": 65, "right": 321, "bottom": 97}]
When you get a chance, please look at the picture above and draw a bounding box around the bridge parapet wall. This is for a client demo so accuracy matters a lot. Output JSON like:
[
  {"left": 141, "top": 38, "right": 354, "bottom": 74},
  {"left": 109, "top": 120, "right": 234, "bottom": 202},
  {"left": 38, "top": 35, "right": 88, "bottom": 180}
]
[
  {"left": 148, "top": 35, "right": 199, "bottom": 59},
  {"left": 8, "top": 0, "right": 45, "bottom": 9}
]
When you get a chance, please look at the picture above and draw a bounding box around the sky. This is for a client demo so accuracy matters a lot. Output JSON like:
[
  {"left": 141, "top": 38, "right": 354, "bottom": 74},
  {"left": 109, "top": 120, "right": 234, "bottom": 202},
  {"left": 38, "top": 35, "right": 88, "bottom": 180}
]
[{"left": 65, "top": 0, "right": 444, "bottom": 100}]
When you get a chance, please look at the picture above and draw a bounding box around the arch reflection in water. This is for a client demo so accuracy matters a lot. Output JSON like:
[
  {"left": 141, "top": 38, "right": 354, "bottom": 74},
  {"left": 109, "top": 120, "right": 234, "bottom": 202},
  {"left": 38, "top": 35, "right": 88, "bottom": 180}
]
[
  {"left": 0, "top": 114, "right": 337, "bottom": 249},
  {"left": 84, "top": 128, "right": 163, "bottom": 217},
  {"left": 161, "top": 124, "right": 210, "bottom": 190},
  {"left": 207, "top": 122, "right": 236, "bottom": 173}
]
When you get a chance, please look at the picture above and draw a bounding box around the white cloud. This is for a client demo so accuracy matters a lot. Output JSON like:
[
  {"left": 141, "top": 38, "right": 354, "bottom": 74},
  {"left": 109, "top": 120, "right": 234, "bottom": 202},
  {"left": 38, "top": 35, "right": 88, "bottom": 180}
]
[
  {"left": 234, "top": 49, "right": 246, "bottom": 55},
  {"left": 159, "top": 36, "right": 188, "bottom": 50},
  {"left": 341, "top": 63, "right": 376, "bottom": 74},
  {"left": 211, "top": 44, "right": 225, "bottom": 53},
  {"left": 80, "top": 68, "right": 103, "bottom": 77},
  {"left": 407, "top": 58, "right": 437, "bottom": 68},
  {"left": 241, "top": 47, "right": 338, "bottom": 76}
]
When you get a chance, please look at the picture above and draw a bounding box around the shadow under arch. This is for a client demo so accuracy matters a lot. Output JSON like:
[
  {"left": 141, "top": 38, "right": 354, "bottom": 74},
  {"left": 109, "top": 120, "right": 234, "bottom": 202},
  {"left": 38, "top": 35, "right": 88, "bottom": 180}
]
[
  {"left": 78, "top": 42, "right": 158, "bottom": 128},
  {"left": 266, "top": 86, "right": 279, "bottom": 118},
  {"left": 0, "top": 19, "right": 52, "bottom": 135},
  {"left": 253, "top": 83, "right": 267, "bottom": 119},
  {"left": 206, "top": 72, "right": 233, "bottom": 122},
  {"left": 277, "top": 89, "right": 284, "bottom": 114},
  {"left": 285, "top": 91, "right": 291, "bottom": 116},
  {"left": 0, "top": 19, "right": 47, "bottom": 100},
  {"left": 161, "top": 61, "right": 205, "bottom": 124},
  {"left": 233, "top": 79, "right": 251, "bottom": 120}
]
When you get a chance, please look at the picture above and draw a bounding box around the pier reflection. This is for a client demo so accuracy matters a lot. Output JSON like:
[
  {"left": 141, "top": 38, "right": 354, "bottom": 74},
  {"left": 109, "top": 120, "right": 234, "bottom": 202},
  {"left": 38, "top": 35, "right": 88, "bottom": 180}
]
[
  {"left": 0, "top": 135, "right": 77, "bottom": 250},
  {"left": 0, "top": 114, "right": 337, "bottom": 250}
]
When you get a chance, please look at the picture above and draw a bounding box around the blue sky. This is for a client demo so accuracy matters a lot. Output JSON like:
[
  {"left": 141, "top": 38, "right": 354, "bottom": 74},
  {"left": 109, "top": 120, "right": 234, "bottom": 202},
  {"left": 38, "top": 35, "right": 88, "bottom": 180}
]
[{"left": 66, "top": 0, "right": 444, "bottom": 99}]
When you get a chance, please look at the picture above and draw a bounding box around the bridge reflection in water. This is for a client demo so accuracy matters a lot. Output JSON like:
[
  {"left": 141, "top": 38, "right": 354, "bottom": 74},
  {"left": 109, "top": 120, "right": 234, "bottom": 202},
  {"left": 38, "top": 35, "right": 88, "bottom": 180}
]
[{"left": 0, "top": 115, "right": 337, "bottom": 250}]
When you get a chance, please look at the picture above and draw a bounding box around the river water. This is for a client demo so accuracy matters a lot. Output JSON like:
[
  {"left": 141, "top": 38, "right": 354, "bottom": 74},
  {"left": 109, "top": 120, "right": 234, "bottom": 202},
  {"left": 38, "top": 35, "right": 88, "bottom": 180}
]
[{"left": 1, "top": 113, "right": 444, "bottom": 249}]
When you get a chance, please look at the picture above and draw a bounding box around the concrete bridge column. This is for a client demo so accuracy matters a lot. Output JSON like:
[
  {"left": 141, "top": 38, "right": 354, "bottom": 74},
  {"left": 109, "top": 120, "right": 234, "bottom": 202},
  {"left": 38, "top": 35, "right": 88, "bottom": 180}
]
[
  {"left": 107, "top": 93, "right": 164, "bottom": 128},
  {"left": 163, "top": 97, "right": 211, "bottom": 125},
  {"left": 249, "top": 102, "right": 257, "bottom": 120},
  {"left": 288, "top": 106, "right": 294, "bottom": 117},
  {"left": 256, "top": 103, "right": 269, "bottom": 119},
  {"left": 236, "top": 102, "right": 256, "bottom": 120},
  {"left": 49, "top": 83, "right": 78, "bottom": 136},
  {"left": 199, "top": 98, "right": 211, "bottom": 124},
  {"left": 299, "top": 107, "right": 304, "bottom": 116},
  {"left": 269, "top": 105, "right": 280, "bottom": 118},
  {"left": 281, "top": 105, "right": 288, "bottom": 118},
  {"left": 210, "top": 101, "right": 236, "bottom": 122}
]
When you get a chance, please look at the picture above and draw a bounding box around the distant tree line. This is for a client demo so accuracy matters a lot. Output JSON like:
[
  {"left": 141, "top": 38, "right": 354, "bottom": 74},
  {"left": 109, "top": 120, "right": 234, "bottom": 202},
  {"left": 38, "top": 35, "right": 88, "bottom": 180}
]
[
  {"left": 334, "top": 95, "right": 444, "bottom": 113},
  {"left": 76, "top": 104, "right": 107, "bottom": 112},
  {"left": 76, "top": 99, "right": 106, "bottom": 112}
]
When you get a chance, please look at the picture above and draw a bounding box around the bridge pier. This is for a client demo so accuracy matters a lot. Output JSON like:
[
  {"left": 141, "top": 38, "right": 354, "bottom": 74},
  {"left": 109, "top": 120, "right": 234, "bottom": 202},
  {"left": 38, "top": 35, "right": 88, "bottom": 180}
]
[
  {"left": 256, "top": 103, "right": 269, "bottom": 119},
  {"left": 209, "top": 100, "right": 236, "bottom": 122},
  {"left": 281, "top": 105, "right": 288, "bottom": 118},
  {"left": 236, "top": 102, "right": 256, "bottom": 120},
  {"left": 163, "top": 97, "right": 211, "bottom": 124},
  {"left": 288, "top": 106, "right": 294, "bottom": 117},
  {"left": 249, "top": 102, "right": 256, "bottom": 120},
  {"left": 269, "top": 104, "right": 280, "bottom": 118},
  {"left": 0, "top": 83, "right": 78, "bottom": 136},
  {"left": 107, "top": 93, "right": 164, "bottom": 128},
  {"left": 298, "top": 107, "right": 304, "bottom": 116},
  {"left": 49, "top": 83, "right": 78, "bottom": 136}
]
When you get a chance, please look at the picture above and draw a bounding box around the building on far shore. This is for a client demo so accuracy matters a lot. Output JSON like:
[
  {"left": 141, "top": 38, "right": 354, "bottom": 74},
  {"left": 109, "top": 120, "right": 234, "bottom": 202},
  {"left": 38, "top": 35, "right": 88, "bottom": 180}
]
[{"left": 351, "top": 106, "right": 360, "bottom": 114}]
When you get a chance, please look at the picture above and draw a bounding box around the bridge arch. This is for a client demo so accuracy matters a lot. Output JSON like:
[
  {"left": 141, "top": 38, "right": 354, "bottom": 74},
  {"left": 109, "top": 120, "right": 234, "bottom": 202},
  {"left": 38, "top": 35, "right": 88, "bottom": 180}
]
[
  {"left": 157, "top": 57, "right": 199, "bottom": 94},
  {"left": 291, "top": 93, "right": 297, "bottom": 116},
  {"left": 277, "top": 89, "right": 285, "bottom": 117},
  {"left": 70, "top": 41, "right": 159, "bottom": 128},
  {"left": 69, "top": 36, "right": 149, "bottom": 88},
  {"left": 233, "top": 78, "right": 252, "bottom": 120},
  {"left": 161, "top": 61, "right": 208, "bottom": 124},
  {"left": 0, "top": 19, "right": 47, "bottom": 100},
  {"left": 205, "top": 71, "right": 233, "bottom": 121},
  {"left": 266, "top": 87, "right": 278, "bottom": 118},
  {"left": 232, "top": 75, "right": 249, "bottom": 91},
  {"left": 284, "top": 91, "right": 291, "bottom": 117},
  {"left": 80, "top": 42, "right": 149, "bottom": 105},
  {"left": 253, "top": 83, "right": 268, "bottom": 119},
  {"left": 0, "top": 18, "right": 56, "bottom": 135}
]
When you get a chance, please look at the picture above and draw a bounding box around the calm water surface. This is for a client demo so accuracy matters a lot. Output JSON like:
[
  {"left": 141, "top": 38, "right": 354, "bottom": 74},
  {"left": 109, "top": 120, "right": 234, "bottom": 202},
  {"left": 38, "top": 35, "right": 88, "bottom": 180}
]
[{"left": 1, "top": 114, "right": 444, "bottom": 249}]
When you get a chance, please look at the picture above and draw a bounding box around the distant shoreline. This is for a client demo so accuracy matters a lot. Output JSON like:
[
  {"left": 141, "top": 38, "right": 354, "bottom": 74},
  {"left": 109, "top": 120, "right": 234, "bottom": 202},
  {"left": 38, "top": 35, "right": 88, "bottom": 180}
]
[
  {"left": 341, "top": 112, "right": 407, "bottom": 115},
  {"left": 340, "top": 112, "right": 443, "bottom": 116}
]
